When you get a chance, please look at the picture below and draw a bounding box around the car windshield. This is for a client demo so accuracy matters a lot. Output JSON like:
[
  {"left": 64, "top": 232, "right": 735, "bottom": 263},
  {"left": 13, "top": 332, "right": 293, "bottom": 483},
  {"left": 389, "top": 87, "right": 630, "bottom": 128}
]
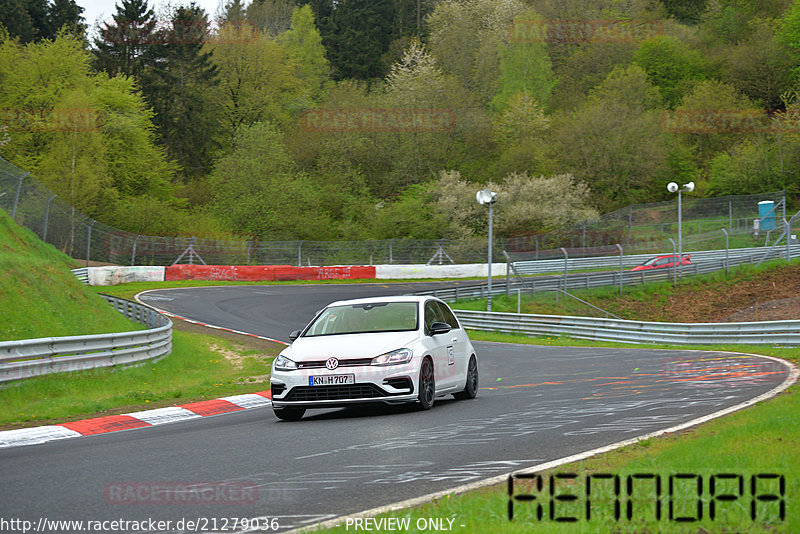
[
  {"left": 641, "top": 256, "right": 666, "bottom": 266},
  {"left": 303, "top": 302, "right": 418, "bottom": 337}
]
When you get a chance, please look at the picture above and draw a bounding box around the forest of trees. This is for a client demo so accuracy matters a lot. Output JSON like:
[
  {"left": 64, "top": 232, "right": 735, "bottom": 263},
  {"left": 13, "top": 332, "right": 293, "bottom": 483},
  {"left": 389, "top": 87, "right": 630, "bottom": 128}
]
[{"left": 2, "top": 0, "right": 800, "bottom": 241}]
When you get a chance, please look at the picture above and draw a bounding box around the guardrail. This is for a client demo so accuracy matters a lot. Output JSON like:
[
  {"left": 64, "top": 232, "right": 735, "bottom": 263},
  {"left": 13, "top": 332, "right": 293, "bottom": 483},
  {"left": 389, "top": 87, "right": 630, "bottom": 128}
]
[
  {"left": 416, "top": 245, "right": 800, "bottom": 301},
  {"left": 454, "top": 310, "right": 800, "bottom": 346},
  {"left": 0, "top": 295, "right": 172, "bottom": 383},
  {"left": 509, "top": 244, "right": 800, "bottom": 276}
]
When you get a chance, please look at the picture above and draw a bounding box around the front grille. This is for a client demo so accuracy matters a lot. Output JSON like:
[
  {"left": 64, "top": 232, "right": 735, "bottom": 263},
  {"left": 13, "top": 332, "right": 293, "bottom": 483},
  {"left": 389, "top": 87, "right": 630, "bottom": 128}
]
[
  {"left": 297, "top": 358, "right": 374, "bottom": 369},
  {"left": 284, "top": 384, "right": 389, "bottom": 402}
]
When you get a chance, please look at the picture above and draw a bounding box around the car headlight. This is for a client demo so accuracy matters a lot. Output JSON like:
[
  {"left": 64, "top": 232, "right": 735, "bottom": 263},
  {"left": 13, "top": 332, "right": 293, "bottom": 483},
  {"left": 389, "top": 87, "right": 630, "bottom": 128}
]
[
  {"left": 372, "top": 348, "right": 413, "bottom": 366},
  {"left": 274, "top": 354, "right": 298, "bottom": 371}
]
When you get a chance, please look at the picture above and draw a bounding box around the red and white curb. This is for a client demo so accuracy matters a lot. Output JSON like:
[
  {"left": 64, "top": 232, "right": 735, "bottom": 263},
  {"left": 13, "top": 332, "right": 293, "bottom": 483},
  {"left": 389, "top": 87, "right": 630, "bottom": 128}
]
[{"left": 0, "top": 391, "right": 272, "bottom": 449}]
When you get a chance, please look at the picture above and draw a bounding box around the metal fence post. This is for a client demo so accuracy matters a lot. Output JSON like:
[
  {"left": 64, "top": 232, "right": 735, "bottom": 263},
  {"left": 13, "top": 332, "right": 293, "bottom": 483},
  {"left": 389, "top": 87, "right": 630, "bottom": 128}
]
[
  {"left": 389, "top": 239, "right": 394, "bottom": 264},
  {"left": 42, "top": 194, "right": 56, "bottom": 242},
  {"left": 721, "top": 228, "right": 729, "bottom": 275},
  {"left": 86, "top": 220, "right": 96, "bottom": 268},
  {"left": 131, "top": 234, "right": 140, "bottom": 266},
  {"left": 246, "top": 240, "right": 251, "bottom": 265},
  {"left": 616, "top": 244, "right": 623, "bottom": 295},
  {"left": 668, "top": 238, "right": 677, "bottom": 287},
  {"left": 562, "top": 247, "right": 568, "bottom": 288},
  {"left": 11, "top": 172, "right": 29, "bottom": 219},
  {"left": 298, "top": 240, "right": 303, "bottom": 267}
]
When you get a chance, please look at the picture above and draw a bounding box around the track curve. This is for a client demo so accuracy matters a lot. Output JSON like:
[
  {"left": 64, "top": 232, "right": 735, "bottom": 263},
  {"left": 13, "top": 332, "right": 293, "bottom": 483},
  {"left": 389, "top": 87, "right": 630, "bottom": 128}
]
[{"left": 0, "top": 283, "right": 793, "bottom": 533}]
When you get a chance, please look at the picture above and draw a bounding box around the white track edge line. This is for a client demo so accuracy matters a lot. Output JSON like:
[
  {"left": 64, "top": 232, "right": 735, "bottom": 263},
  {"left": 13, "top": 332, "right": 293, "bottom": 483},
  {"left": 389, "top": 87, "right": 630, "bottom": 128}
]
[{"left": 284, "top": 351, "right": 799, "bottom": 534}]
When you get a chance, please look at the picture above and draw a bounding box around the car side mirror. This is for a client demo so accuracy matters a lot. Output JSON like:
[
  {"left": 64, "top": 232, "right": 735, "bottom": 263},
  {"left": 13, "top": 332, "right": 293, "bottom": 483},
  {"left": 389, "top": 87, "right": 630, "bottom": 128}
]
[
  {"left": 429, "top": 322, "right": 451, "bottom": 336},
  {"left": 289, "top": 330, "right": 301, "bottom": 342}
]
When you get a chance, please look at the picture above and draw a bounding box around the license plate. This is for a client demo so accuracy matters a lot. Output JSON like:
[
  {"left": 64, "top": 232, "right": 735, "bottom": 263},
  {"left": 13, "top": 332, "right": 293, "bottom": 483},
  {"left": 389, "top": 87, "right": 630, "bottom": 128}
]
[{"left": 309, "top": 374, "right": 355, "bottom": 386}]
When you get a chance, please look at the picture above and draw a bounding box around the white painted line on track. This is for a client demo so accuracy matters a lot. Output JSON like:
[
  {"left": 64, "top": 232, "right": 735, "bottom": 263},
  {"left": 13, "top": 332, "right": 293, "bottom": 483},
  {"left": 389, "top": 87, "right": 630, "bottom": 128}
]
[{"left": 283, "top": 352, "right": 799, "bottom": 534}]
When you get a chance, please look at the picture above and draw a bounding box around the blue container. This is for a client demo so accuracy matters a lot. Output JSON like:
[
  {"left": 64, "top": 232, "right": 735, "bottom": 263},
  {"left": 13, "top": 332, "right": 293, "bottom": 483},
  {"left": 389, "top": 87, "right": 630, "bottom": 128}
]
[{"left": 758, "top": 200, "right": 776, "bottom": 230}]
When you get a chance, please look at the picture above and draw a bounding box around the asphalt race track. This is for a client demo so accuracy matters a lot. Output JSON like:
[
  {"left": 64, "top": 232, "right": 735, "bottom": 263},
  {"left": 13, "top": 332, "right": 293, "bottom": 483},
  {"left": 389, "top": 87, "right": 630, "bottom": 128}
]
[{"left": 0, "top": 283, "right": 791, "bottom": 533}]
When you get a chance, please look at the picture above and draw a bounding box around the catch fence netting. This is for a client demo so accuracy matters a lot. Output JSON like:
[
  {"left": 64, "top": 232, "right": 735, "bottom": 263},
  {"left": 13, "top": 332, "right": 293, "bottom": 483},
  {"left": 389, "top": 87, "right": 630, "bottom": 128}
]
[{"left": 0, "top": 155, "right": 787, "bottom": 266}]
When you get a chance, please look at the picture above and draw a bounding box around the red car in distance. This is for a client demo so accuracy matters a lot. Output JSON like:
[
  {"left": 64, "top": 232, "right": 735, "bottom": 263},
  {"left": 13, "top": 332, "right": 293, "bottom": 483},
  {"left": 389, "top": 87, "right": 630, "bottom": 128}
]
[{"left": 631, "top": 254, "right": 692, "bottom": 271}]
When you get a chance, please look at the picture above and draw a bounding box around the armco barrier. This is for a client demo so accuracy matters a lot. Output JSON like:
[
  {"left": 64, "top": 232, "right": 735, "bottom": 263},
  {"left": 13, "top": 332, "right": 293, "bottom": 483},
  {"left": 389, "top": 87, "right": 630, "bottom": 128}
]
[
  {"left": 88, "top": 266, "right": 165, "bottom": 286},
  {"left": 375, "top": 263, "right": 507, "bottom": 279},
  {"left": 0, "top": 295, "right": 172, "bottom": 382},
  {"left": 164, "top": 264, "right": 377, "bottom": 282},
  {"left": 454, "top": 309, "right": 800, "bottom": 346}
]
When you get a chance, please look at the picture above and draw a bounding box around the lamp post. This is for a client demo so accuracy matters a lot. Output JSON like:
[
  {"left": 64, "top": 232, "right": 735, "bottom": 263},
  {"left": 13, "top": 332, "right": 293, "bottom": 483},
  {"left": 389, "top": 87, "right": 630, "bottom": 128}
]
[
  {"left": 667, "top": 181, "right": 694, "bottom": 279},
  {"left": 477, "top": 188, "right": 497, "bottom": 312}
]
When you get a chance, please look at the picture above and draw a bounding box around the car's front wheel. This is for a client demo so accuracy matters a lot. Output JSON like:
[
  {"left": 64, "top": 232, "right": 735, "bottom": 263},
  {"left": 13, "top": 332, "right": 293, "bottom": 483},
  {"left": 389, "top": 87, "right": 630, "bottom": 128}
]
[
  {"left": 417, "top": 357, "right": 435, "bottom": 410},
  {"left": 454, "top": 355, "right": 478, "bottom": 400},
  {"left": 273, "top": 408, "right": 305, "bottom": 421}
]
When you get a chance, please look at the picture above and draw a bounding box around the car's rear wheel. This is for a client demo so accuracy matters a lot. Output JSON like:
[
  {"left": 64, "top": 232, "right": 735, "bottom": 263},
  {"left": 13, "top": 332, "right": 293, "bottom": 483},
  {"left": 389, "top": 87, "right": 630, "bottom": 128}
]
[
  {"left": 454, "top": 355, "right": 478, "bottom": 400},
  {"left": 273, "top": 408, "right": 305, "bottom": 421},
  {"left": 417, "top": 358, "right": 435, "bottom": 410}
]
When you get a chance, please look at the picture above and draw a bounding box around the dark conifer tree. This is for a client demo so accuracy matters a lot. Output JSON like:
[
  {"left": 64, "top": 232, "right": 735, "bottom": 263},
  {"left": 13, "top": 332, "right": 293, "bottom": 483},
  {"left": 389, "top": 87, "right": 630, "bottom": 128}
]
[{"left": 93, "top": 0, "right": 157, "bottom": 79}]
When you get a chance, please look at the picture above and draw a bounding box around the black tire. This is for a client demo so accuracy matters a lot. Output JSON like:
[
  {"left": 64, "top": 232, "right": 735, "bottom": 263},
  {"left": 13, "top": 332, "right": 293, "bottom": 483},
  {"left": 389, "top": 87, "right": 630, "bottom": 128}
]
[
  {"left": 273, "top": 408, "right": 305, "bottom": 421},
  {"left": 454, "top": 356, "right": 478, "bottom": 400},
  {"left": 417, "top": 358, "right": 435, "bottom": 410}
]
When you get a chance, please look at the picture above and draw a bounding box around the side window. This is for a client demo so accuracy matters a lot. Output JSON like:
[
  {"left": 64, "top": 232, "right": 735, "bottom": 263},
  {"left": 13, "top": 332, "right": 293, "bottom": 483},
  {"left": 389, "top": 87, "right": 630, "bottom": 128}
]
[
  {"left": 424, "top": 301, "right": 444, "bottom": 334},
  {"left": 435, "top": 301, "right": 460, "bottom": 330}
]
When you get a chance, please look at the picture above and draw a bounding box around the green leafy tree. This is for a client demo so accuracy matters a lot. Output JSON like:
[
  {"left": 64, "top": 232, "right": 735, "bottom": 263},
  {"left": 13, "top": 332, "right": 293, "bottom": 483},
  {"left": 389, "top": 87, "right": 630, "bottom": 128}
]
[
  {"left": 634, "top": 36, "right": 708, "bottom": 109},
  {"left": 210, "top": 122, "right": 336, "bottom": 239},
  {"left": 206, "top": 22, "right": 305, "bottom": 151},
  {"left": 672, "top": 79, "right": 757, "bottom": 166},
  {"left": 491, "top": 10, "right": 556, "bottom": 111},
  {"left": 278, "top": 5, "right": 330, "bottom": 100},
  {"left": 553, "top": 65, "right": 669, "bottom": 210},
  {"left": 247, "top": 0, "right": 295, "bottom": 36},
  {"left": 492, "top": 92, "right": 553, "bottom": 177},
  {"left": 427, "top": 0, "right": 528, "bottom": 104},
  {"left": 723, "top": 21, "right": 794, "bottom": 111}
]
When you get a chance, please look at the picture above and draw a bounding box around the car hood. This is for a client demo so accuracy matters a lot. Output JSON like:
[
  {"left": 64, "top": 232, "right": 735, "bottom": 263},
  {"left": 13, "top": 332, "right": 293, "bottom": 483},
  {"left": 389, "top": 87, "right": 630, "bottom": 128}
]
[{"left": 285, "top": 331, "right": 422, "bottom": 361}]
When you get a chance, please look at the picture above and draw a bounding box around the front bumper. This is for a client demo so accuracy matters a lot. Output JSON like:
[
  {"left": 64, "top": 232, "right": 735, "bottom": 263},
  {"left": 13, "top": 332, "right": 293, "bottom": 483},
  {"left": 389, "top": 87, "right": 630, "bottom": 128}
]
[{"left": 270, "top": 364, "right": 418, "bottom": 409}]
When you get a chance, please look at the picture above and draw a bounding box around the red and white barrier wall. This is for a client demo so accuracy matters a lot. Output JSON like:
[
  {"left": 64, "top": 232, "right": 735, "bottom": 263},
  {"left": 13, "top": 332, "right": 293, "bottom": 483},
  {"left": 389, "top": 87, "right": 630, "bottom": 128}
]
[{"left": 84, "top": 263, "right": 506, "bottom": 285}]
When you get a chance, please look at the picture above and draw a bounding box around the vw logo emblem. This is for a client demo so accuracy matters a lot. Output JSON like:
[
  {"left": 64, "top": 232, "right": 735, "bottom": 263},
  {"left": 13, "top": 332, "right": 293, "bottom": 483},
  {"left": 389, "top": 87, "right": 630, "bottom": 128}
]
[{"left": 325, "top": 357, "right": 339, "bottom": 370}]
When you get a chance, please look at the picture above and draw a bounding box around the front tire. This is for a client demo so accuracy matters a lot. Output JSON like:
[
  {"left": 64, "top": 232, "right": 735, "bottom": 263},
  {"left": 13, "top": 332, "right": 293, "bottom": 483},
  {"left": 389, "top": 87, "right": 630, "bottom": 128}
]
[
  {"left": 273, "top": 408, "right": 305, "bottom": 421},
  {"left": 454, "top": 356, "right": 478, "bottom": 400},
  {"left": 417, "top": 358, "right": 435, "bottom": 410}
]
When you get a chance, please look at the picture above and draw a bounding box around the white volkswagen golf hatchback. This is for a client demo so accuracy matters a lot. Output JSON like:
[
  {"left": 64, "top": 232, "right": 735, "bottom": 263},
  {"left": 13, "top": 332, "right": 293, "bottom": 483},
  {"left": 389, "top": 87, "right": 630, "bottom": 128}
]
[{"left": 270, "top": 295, "right": 478, "bottom": 420}]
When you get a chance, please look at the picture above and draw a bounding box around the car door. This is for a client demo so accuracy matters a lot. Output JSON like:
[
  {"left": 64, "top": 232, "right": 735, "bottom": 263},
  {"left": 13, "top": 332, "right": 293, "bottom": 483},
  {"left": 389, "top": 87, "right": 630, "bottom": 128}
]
[
  {"left": 435, "top": 300, "right": 470, "bottom": 383},
  {"left": 423, "top": 300, "right": 456, "bottom": 390}
]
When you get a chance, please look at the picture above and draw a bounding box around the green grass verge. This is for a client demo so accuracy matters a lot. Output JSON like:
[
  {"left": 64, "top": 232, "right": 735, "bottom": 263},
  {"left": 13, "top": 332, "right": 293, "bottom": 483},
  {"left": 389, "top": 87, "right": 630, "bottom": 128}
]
[
  {"left": 0, "top": 331, "right": 281, "bottom": 428},
  {"left": 0, "top": 210, "right": 142, "bottom": 340},
  {"left": 312, "top": 334, "right": 798, "bottom": 533}
]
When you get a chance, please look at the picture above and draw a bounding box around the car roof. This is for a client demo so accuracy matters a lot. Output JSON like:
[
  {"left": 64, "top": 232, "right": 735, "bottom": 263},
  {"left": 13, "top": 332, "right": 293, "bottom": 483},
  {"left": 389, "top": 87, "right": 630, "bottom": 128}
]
[{"left": 325, "top": 295, "right": 437, "bottom": 308}]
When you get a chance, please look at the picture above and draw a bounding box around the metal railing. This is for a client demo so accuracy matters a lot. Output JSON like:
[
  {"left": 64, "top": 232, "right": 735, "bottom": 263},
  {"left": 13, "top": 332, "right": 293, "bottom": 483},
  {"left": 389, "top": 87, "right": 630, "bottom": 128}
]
[
  {"left": 454, "top": 309, "right": 800, "bottom": 346},
  {"left": 416, "top": 245, "right": 800, "bottom": 301},
  {"left": 0, "top": 295, "right": 172, "bottom": 383}
]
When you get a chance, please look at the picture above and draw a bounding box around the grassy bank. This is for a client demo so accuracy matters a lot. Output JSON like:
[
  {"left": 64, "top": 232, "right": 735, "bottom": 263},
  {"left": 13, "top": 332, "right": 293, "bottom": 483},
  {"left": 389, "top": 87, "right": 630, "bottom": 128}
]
[{"left": 0, "top": 210, "right": 142, "bottom": 340}]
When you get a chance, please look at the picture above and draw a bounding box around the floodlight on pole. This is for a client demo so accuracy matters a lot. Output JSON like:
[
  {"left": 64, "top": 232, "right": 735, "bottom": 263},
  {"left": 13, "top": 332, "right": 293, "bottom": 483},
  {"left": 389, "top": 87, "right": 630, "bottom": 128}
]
[
  {"left": 668, "top": 181, "right": 695, "bottom": 279},
  {"left": 477, "top": 188, "right": 497, "bottom": 312}
]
